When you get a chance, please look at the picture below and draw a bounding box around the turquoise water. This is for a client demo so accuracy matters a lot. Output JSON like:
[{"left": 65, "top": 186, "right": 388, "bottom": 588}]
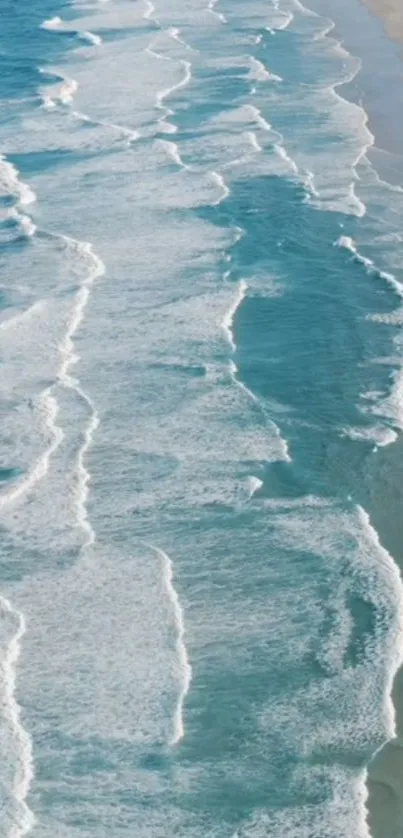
[{"left": 1, "top": 0, "right": 403, "bottom": 836}]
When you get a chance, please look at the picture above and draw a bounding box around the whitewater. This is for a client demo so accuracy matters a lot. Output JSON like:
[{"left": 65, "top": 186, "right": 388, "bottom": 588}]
[{"left": 1, "top": 0, "right": 403, "bottom": 836}]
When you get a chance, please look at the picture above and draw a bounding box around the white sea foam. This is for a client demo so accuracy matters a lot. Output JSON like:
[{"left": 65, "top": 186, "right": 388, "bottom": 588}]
[
  {"left": 41, "top": 15, "right": 101, "bottom": 45},
  {"left": 303, "top": 169, "right": 319, "bottom": 197},
  {"left": 369, "top": 366, "right": 403, "bottom": 432},
  {"left": 0, "top": 228, "right": 104, "bottom": 545},
  {"left": 248, "top": 57, "right": 270, "bottom": 81},
  {"left": 40, "top": 16, "right": 63, "bottom": 30},
  {"left": 59, "top": 77, "right": 78, "bottom": 105},
  {"left": 302, "top": 14, "right": 371, "bottom": 216},
  {"left": 267, "top": 500, "right": 403, "bottom": 833},
  {"left": 335, "top": 237, "right": 403, "bottom": 435},
  {"left": 0, "top": 390, "right": 63, "bottom": 511},
  {"left": 155, "top": 60, "right": 192, "bottom": 134},
  {"left": 40, "top": 64, "right": 138, "bottom": 142},
  {"left": 158, "top": 139, "right": 188, "bottom": 168},
  {"left": 6, "top": 1, "right": 400, "bottom": 838},
  {"left": 341, "top": 425, "right": 398, "bottom": 448},
  {"left": 274, "top": 142, "right": 299, "bottom": 174},
  {"left": 40, "top": 95, "right": 57, "bottom": 110},
  {"left": 357, "top": 507, "right": 403, "bottom": 739},
  {"left": 248, "top": 57, "right": 282, "bottom": 83},
  {"left": 168, "top": 27, "right": 193, "bottom": 51},
  {"left": 292, "top": 0, "right": 317, "bottom": 16},
  {"left": 39, "top": 69, "right": 79, "bottom": 107},
  {"left": 146, "top": 34, "right": 172, "bottom": 61},
  {"left": 79, "top": 30, "right": 102, "bottom": 46},
  {"left": 210, "top": 170, "right": 230, "bottom": 204},
  {"left": 263, "top": 495, "right": 333, "bottom": 510},
  {"left": 72, "top": 110, "right": 140, "bottom": 144},
  {"left": 147, "top": 544, "right": 191, "bottom": 745},
  {"left": 224, "top": 288, "right": 291, "bottom": 463},
  {"left": 143, "top": 0, "right": 155, "bottom": 21},
  {"left": 0, "top": 155, "right": 36, "bottom": 207},
  {"left": 0, "top": 599, "right": 34, "bottom": 838},
  {"left": 247, "top": 475, "right": 263, "bottom": 499},
  {"left": 9, "top": 210, "right": 36, "bottom": 238},
  {"left": 56, "top": 236, "right": 105, "bottom": 547},
  {"left": 347, "top": 179, "right": 366, "bottom": 219},
  {"left": 247, "top": 131, "right": 262, "bottom": 152},
  {"left": 246, "top": 105, "right": 272, "bottom": 133},
  {"left": 0, "top": 301, "right": 45, "bottom": 333},
  {"left": 335, "top": 236, "right": 403, "bottom": 299},
  {"left": 207, "top": 0, "right": 227, "bottom": 24},
  {"left": 265, "top": 10, "right": 294, "bottom": 32},
  {"left": 222, "top": 280, "right": 248, "bottom": 352}
]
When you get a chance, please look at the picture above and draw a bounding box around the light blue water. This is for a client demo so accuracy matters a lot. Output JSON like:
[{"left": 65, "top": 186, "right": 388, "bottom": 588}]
[{"left": 1, "top": 1, "right": 403, "bottom": 837}]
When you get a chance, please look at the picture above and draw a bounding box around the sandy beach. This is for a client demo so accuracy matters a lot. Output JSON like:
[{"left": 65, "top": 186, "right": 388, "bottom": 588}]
[{"left": 363, "top": 0, "right": 403, "bottom": 43}]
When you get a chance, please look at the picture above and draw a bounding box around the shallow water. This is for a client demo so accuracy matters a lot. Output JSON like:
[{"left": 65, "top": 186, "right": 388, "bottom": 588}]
[{"left": 1, "top": 0, "right": 403, "bottom": 836}]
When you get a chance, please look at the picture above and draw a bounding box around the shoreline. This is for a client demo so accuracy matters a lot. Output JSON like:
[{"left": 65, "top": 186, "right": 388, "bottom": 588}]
[
  {"left": 333, "top": 5, "right": 403, "bottom": 836},
  {"left": 306, "top": 0, "right": 403, "bottom": 170},
  {"left": 302, "top": 3, "right": 403, "bottom": 836},
  {"left": 362, "top": 0, "right": 403, "bottom": 45},
  {"left": 359, "top": 434, "right": 403, "bottom": 838}
]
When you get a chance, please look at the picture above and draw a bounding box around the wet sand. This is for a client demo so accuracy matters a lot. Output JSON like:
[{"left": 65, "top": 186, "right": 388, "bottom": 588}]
[
  {"left": 363, "top": 0, "right": 403, "bottom": 44},
  {"left": 356, "top": 7, "right": 403, "bottom": 833}
]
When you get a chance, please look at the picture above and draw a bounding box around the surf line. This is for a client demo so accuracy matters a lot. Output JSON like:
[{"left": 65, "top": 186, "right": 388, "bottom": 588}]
[
  {"left": 0, "top": 154, "right": 37, "bottom": 237},
  {"left": 221, "top": 268, "right": 260, "bottom": 404},
  {"left": 0, "top": 161, "right": 63, "bottom": 514},
  {"left": 155, "top": 60, "right": 192, "bottom": 135},
  {"left": 39, "top": 68, "right": 139, "bottom": 145},
  {"left": 72, "top": 109, "right": 140, "bottom": 145},
  {"left": 0, "top": 391, "right": 63, "bottom": 513},
  {"left": 0, "top": 599, "right": 34, "bottom": 838},
  {"left": 0, "top": 248, "right": 103, "bottom": 838},
  {"left": 335, "top": 235, "right": 403, "bottom": 300},
  {"left": 38, "top": 25, "right": 106, "bottom": 544},
  {"left": 221, "top": 244, "right": 292, "bottom": 464},
  {"left": 0, "top": 154, "right": 36, "bottom": 209},
  {"left": 0, "top": 155, "right": 50, "bottom": 838},
  {"left": 207, "top": 0, "right": 227, "bottom": 24},
  {"left": 145, "top": 543, "right": 192, "bottom": 746},
  {"left": 168, "top": 27, "right": 194, "bottom": 52},
  {"left": 50, "top": 233, "right": 105, "bottom": 548},
  {"left": 157, "top": 138, "right": 188, "bottom": 169},
  {"left": 40, "top": 16, "right": 102, "bottom": 46},
  {"left": 222, "top": 278, "right": 247, "bottom": 353},
  {"left": 38, "top": 68, "right": 78, "bottom": 108},
  {"left": 143, "top": 0, "right": 157, "bottom": 21},
  {"left": 357, "top": 505, "right": 403, "bottom": 826}
]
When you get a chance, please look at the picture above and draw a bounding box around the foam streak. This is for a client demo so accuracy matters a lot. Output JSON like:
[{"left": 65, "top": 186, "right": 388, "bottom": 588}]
[
  {"left": 0, "top": 155, "right": 36, "bottom": 207},
  {"left": 143, "top": 0, "right": 156, "bottom": 21},
  {"left": 336, "top": 235, "right": 403, "bottom": 299},
  {"left": 222, "top": 279, "right": 247, "bottom": 352},
  {"left": 56, "top": 237, "right": 105, "bottom": 547},
  {"left": 207, "top": 0, "right": 227, "bottom": 24},
  {"left": 210, "top": 170, "right": 230, "bottom": 204},
  {"left": 0, "top": 392, "right": 63, "bottom": 512},
  {"left": 79, "top": 30, "right": 102, "bottom": 46},
  {"left": 158, "top": 139, "right": 188, "bottom": 168},
  {"left": 148, "top": 544, "right": 191, "bottom": 745},
  {"left": 1, "top": 600, "right": 34, "bottom": 838},
  {"left": 155, "top": 60, "right": 192, "bottom": 134}
]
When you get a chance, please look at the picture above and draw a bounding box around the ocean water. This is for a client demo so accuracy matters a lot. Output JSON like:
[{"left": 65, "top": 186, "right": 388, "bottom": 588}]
[{"left": 1, "top": 0, "right": 403, "bottom": 836}]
